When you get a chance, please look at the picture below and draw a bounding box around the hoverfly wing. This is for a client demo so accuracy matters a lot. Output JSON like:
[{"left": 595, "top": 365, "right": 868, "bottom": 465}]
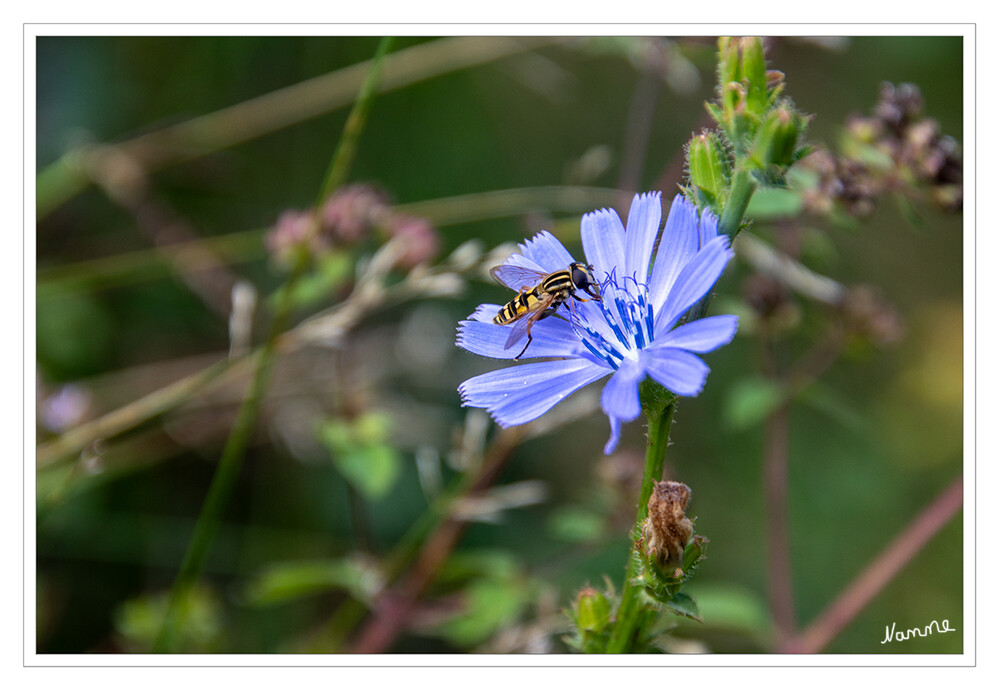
[
  {"left": 503, "top": 314, "right": 532, "bottom": 350},
  {"left": 490, "top": 261, "right": 548, "bottom": 292},
  {"left": 501, "top": 292, "right": 558, "bottom": 351}
]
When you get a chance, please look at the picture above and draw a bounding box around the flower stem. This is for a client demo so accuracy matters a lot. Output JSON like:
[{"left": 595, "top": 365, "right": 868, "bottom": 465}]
[
  {"left": 606, "top": 384, "right": 676, "bottom": 653},
  {"left": 719, "top": 166, "right": 757, "bottom": 238}
]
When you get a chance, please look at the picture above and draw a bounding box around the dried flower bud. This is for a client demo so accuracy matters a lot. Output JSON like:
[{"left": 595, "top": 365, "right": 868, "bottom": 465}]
[
  {"left": 841, "top": 285, "right": 904, "bottom": 347},
  {"left": 641, "top": 480, "right": 693, "bottom": 567},
  {"left": 743, "top": 273, "right": 790, "bottom": 320},
  {"left": 874, "top": 82, "right": 924, "bottom": 132},
  {"left": 766, "top": 69, "right": 785, "bottom": 93}
]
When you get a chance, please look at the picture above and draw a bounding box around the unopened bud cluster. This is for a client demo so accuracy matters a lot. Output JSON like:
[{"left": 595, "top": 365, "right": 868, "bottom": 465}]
[
  {"left": 687, "top": 37, "right": 810, "bottom": 221},
  {"left": 800, "top": 82, "right": 962, "bottom": 217},
  {"left": 266, "top": 184, "right": 440, "bottom": 270}
]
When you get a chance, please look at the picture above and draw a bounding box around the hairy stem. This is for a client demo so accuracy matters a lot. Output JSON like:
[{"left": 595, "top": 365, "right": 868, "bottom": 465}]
[
  {"left": 606, "top": 385, "right": 676, "bottom": 653},
  {"left": 719, "top": 166, "right": 757, "bottom": 238}
]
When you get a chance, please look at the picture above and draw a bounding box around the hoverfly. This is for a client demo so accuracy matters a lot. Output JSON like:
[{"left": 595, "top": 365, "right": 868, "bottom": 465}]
[{"left": 490, "top": 262, "right": 602, "bottom": 359}]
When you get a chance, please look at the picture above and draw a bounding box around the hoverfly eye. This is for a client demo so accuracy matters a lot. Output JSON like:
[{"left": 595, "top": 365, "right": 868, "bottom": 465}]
[{"left": 571, "top": 267, "right": 589, "bottom": 289}]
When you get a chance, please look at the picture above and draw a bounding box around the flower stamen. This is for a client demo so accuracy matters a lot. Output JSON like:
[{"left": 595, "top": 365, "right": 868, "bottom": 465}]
[{"left": 573, "top": 276, "right": 655, "bottom": 371}]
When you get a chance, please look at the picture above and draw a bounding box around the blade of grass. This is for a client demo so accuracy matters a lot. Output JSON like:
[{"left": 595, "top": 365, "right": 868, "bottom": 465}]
[{"left": 37, "top": 186, "right": 619, "bottom": 298}]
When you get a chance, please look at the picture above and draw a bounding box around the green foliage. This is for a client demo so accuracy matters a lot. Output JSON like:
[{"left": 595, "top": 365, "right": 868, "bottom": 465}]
[
  {"left": 427, "top": 551, "right": 535, "bottom": 648},
  {"left": 547, "top": 505, "right": 607, "bottom": 543},
  {"left": 243, "top": 556, "right": 383, "bottom": 606},
  {"left": 435, "top": 579, "right": 531, "bottom": 647},
  {"left": 114, "top": 586, "right": 223, "bottom": 653},
  {"left": 272, "top": 250, "right": 353, "bottom": 309},
  {"left": 723, "top": 376, "right": 784, "bottom": 430},
  {"left": 318, "top": 411, "right": 401, "bottom": 500},
  {"left": 36, "top": 292, "right": 114, "bottom": 380},
  {"left": 744, "top": 186, "right": 804, "bottom": 219}
]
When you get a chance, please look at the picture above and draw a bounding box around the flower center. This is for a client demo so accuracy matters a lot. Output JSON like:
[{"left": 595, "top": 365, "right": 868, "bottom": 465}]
[{"left": 574, "top": 275, "right": 655, "bottom": 370}]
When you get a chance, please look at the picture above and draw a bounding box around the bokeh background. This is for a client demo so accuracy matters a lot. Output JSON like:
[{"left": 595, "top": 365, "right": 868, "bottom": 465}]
[{"left": 35, "top": 35, "right": 964, "bottom": 654}]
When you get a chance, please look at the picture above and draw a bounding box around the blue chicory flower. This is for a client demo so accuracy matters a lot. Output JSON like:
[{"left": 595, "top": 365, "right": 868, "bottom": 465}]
[{"left": 457, "top": 192, "right": 738, "bottom": 454}]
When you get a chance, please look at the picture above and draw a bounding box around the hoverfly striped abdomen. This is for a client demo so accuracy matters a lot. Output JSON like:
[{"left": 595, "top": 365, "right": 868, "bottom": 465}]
[
  {"left": 489, "top": 261, "right": 602, "bottom": 359},
  {"left": 493, "top": 287, "right": 548, "bottom": 325}
]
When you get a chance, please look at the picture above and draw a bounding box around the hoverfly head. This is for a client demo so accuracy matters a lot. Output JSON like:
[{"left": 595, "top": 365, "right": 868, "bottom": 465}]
[{"left": 570, "top": 262, "right": 602, "bottom": 300}]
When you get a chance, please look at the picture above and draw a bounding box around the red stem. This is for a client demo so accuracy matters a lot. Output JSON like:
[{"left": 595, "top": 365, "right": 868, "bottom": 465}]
[{"left": 785, "top": 476, "right": 963, "bottom": 653}]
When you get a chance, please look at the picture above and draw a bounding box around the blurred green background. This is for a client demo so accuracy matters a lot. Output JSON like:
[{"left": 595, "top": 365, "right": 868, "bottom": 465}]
[{"left": 35, "top": 35, "right": 963, "bottom": 654}]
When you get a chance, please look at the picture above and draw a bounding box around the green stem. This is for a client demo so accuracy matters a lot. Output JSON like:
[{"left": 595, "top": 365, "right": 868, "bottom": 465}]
[
  {"left": 152, "top": 37, "right": 394, "bottom": 654},
  {"left": 606, "top": 385, "right": 677, "bottom": 654},
  {"left": 719, "top": 166, "right": 756, "bottom": 238}
]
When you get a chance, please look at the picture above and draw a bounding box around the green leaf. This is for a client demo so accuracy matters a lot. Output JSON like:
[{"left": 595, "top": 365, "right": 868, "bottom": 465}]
[
  {"left": 271, "top": 250, "right": 353, "bottom": 309},
  {"left": 439, "top": 550, "right": 521, "bottom": 583},
  {"left": 745, "top": 186, "right": 803, "bottom": 220},
  {"left": 333, "top": 443, "right": 400, "bottom": 499},
  {"left": 723, "top": 376, "right": 784, "bottom": 430},
  {"left": 113, "top": 586, "right": 223, "bottom": 653},
  {"left": 665, "top": 591, "right": 703, "bottom": 622},
  {"left": 243, "top": 557, "right": 382, "bottom": 606},
  {"left": 318, "top": 413, "right": 401, "bottom": 499},
  {"left": 36, "top": 292, "right": 114, "bottom": 379},
  {"left": 434, "top": 579, "right": 530, "bottom": 647},
  {"left": 547, "top": 506, "right": 607, "bottom": 543},
  {"left": 797, "top": 382, "right": 865, "bottom": 432},
  {"left": 681, "top": 584, "right": 770, "bottom": 636}
]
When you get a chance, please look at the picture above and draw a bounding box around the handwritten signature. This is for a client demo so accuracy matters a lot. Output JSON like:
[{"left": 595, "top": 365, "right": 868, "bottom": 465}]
[{"left": 881, "top": 619, "right": 957, "bottom": 644}]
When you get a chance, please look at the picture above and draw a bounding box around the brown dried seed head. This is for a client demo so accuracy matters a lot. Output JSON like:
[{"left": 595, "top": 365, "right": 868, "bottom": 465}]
[{"left": 641, "top": 480, "right": 694, "bottom": 567}]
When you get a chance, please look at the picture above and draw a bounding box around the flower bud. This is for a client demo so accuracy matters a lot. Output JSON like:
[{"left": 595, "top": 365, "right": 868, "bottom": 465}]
[
  {"left": 717, "top": 37, "right": 741, "bottom": 88},
  {"left": 572, "top": 587, "right": 611, "bottom": 633},
  {"left": 750, "top": 106, "right": 808, "bottom": 172},
  {"left": 739, "top": 37, "right": 768, "bottom": 114},
  {"left": 766, "top": 69, "right": 786, "bottom": 96},
  {"left": 687, "top": 132, "right": 729, "bottom": 212},
  {"left": 640, "top": 480, "right": 693, "bottom": 568},
  {"left": 721, "top": 81, "right": 745, "bottom": 122}
]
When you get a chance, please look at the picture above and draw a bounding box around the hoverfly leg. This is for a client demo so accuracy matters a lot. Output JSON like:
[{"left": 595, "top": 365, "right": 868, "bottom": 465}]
[{"left": 513, "top": 333, "right": 533, "bottom": 360}]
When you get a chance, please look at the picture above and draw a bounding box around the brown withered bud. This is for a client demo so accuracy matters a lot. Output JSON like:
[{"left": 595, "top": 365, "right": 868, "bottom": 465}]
[
  {"left": 641, "top": 480, "right": 694, "bottom": 567},
  {"left": 836, "top": 158, "right": 879, "bottom": 217},
  {"left": 743, "top": 273, "right": 789, "bottom": 321},
  {"left": 766, "top": 69, "right": 785, "bottom": 92},
  {"left": 841, "top": 285, "right": 905, "bottom": 347},
  {"left": 874, "top": 82, "right": 924, "bottom": 133}
]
